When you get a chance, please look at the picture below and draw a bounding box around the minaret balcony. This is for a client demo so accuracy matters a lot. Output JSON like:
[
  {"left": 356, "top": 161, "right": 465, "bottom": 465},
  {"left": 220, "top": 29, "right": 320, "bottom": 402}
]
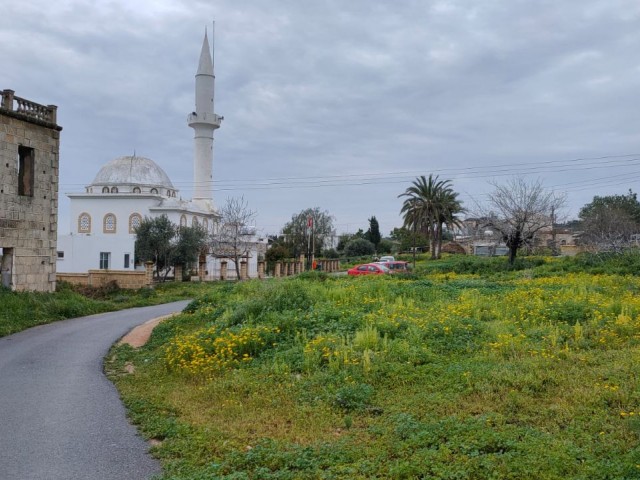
[{"left": 188, "top": 112, "right": 223, "bottom": 128}]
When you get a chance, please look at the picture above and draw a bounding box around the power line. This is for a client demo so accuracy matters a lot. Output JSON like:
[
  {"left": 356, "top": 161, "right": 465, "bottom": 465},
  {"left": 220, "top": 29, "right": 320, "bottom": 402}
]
[{"left": 59, "top": 154, "right": 640, "bottom": 192}]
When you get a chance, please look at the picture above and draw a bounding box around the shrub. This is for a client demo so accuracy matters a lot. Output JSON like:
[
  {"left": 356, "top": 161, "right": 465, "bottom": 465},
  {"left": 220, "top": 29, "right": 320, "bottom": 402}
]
[
  {"left": 344, "top": 238, "right": 375, "bottom": 257},
  {"left": 333, "top": 383, "right": 374, "bottom": 411}
]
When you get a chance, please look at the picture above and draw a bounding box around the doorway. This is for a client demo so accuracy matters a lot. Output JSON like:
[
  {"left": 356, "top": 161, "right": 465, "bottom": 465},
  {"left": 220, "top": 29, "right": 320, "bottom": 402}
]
[{"left": 1, "top": 247, "right": 14, "bottom": 289}]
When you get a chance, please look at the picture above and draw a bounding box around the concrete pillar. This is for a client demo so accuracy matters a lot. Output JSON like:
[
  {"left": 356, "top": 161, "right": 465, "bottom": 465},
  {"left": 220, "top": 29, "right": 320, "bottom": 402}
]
[
  {"left": 274, "top": 261, "right": 281, "bottom": 278},
  {"left": 240, "top": 260, "right": 248, "bottom": 280},
  {"left": 174, "top": 265, "right": 183, "bottom": 282},
  {"left": 144, "top": 262, "right": 154, "bottom": 287},
  {"left": 258, "top": 261, "right": 265, "bottom": 279},
  {"left": 220, "top": 261, "right": 228, "bottom": 281}
]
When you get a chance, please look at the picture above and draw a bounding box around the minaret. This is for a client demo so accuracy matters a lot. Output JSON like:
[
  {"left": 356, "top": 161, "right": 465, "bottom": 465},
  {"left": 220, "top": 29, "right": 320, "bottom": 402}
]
[{"left": 188, "top": 29, "right": 222, "bottom": 208}]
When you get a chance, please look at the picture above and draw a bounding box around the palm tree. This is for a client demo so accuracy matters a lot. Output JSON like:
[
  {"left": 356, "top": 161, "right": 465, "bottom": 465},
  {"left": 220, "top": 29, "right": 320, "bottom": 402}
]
[
  {"left": 434, "top": 188, "right": 464, "bottom": 258},
  {"left": 399, "top": 175, "right": 463, "bottom": 259}
]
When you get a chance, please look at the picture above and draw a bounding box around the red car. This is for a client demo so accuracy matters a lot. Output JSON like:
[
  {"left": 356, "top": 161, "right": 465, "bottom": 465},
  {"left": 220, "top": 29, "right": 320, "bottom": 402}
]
[{"left": 347, "top": 263, "right": 390, "bottom": 276}]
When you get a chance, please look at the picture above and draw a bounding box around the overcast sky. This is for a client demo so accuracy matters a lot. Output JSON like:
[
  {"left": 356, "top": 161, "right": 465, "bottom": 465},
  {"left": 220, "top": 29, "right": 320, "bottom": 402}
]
[{"left": 3, "top": 0, "right": 640, "bottom": 236}]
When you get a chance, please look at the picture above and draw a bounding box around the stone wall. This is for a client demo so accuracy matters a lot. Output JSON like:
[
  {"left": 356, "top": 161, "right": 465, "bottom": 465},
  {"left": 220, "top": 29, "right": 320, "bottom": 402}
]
[
  {"left": 57, "top": 263, "right": 153, "bottom": 290},
  {"left": 0, "top": 89, "right": 61, "bottom": 292}
]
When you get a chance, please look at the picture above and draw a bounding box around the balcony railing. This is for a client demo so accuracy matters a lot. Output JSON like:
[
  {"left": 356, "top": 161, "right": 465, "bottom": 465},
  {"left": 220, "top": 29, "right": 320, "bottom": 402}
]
[{"left": 1, "top": 89, "right": 57, "bottom": 124}]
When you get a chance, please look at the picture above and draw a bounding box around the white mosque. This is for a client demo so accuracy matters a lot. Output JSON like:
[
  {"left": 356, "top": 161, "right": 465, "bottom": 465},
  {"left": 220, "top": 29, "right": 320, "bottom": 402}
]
[{"left": 57, "top": 31, "right": 262, "bottom": 279}]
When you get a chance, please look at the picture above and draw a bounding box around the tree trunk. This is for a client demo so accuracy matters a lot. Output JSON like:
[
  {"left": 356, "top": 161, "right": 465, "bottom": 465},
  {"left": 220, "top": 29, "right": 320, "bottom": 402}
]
[
  {"left": 435, "top": 222, "right": 443, "bottom": 259},
  {"left": 234, "top": 256, "right": 241, "bottom": 280},
  {"left": 429, "top": 224, "right": 437, "bottom": 260}
]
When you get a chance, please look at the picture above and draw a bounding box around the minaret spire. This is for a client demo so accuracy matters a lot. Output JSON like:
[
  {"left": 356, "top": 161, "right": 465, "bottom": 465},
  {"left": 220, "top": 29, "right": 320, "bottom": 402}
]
[{"left": 188, "top": 27, "right": 222, "bottom": 208}]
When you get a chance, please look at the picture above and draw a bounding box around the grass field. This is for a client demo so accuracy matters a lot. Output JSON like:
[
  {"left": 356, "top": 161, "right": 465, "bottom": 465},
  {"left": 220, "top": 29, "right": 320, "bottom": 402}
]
[
  {"left": 108, "top": 253, "right": 640, "bottom": 479},
  {"left": 0, "top": 281, "right": 212, "bottom": 337}
]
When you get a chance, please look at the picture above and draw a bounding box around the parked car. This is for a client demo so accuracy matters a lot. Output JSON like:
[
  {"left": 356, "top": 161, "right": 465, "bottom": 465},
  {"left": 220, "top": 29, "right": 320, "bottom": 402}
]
[
  {"left": 378, "top": 255, "right": 395, "bottom": 262},
  {"left": 347, "top": 263, "right": 390, "bottom": 276},
  {"left": 377, "top": 261, "right": 410, "bottom": 272}
]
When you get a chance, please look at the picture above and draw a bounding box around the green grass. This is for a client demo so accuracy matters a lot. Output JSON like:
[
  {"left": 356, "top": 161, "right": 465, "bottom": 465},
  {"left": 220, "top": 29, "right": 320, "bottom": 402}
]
[
  {"left": 0, "top": 281, "right": 213, "bottom": 337},
  {"left": 107, "top": 252, "right": 640, "bottom": 479}
]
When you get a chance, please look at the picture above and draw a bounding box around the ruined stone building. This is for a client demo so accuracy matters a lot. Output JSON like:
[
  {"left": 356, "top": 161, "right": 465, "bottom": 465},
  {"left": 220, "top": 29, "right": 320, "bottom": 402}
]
[{"left": 0, "top": 89, "right": 61, "bottom": 292}]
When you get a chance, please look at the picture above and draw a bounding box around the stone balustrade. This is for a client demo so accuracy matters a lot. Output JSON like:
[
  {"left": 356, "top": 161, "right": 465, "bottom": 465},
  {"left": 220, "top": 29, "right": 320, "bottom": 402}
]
[{"left": 1, "top": 89, "right": 58, "bottom": 124}]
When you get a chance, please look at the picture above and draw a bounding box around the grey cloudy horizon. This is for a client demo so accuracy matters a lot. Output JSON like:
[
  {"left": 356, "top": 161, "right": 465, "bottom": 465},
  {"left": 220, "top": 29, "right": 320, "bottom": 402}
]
[{"left": 2, "top": 0, "right": 640, "bottom": 237}]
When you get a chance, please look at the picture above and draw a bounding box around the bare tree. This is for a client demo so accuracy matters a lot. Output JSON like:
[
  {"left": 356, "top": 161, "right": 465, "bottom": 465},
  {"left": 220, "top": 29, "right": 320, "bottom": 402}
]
[
  {"left": 209, "top": 197, "right": 257, "bottom": 279},
  {"left": 478, "top": 177, "right": 565, "bottom": 264}
]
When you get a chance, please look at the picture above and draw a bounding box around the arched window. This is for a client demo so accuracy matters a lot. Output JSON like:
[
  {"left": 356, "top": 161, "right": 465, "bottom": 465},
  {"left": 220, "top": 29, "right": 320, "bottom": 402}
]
[
  {"left": 102, "top": 186, "right": 109, "bottom": 193},
  {"left": 203, "top": 218, "right": 209, "bottom": 231},
  {"left": 129, "top": 213, "right": 142, "bottom": 233},
  {"left": 150, "top": 188, "right": 158, "bottom": 194},
  {"left": 180, "top": 215, "right": 187, "bottom": 227},
  {"left": 78, "top": 213, "right": 91, "bottom": 233},
  {"left": 103, "top": 213, "right": 117, "bottom": 233},
  {"left": 171, "top": 191, "right": 176, "bottom": 198},
  {"left": 133, "top": 187, "right": 141, "bottom": 194},
  {"left": 167, "top": 190, "right": 172, "bottom": 197},
  {"left": 192, "top": 217, "right": 199, "bottom": 227},
  {"left": 110, "top": 186, "right": 118, "bottom": 193}
]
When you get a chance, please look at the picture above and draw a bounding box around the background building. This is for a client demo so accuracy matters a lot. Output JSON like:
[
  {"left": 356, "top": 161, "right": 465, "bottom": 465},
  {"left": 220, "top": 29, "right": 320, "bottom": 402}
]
[{"left": 57, "top": 31, "right": 263, "bottom": 280}]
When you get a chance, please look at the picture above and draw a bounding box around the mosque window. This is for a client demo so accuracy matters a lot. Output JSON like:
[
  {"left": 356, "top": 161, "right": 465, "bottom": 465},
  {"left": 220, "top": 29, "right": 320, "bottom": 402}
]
[
  {"left": 192, "top": 217, "right": 199, "bottom": 227},
  {"left": 150, "top": 188, "right": 158, "bottom": 194},
  {"left": 172, "top": 191, "right": 176, "bottom": 198},
  {"left": 203, "top": 218, "right": 209, "bottom": 231},
  {"left": 102, "top": 187, "right": 109, "bottom": 193},
  {"left": 103, "top": 213, "right": 117, "bottom": 233},
  {"left": 78, "top": 213, "right": 91, "bottom": 233},
  {"left": 110, "top": 187, "right": 118, "bottom": 193},
  {"left": 129, "top": 213, "right": 142, "bottom": 233},
  {"left": 133, "top": 187, "right": 141, "bottom": 194},
  {"left": 180, "top": 215, "right": 187, "bottom": 227},
  {"left": 167, "top": 190, "right": 172, "bottom": 197}
]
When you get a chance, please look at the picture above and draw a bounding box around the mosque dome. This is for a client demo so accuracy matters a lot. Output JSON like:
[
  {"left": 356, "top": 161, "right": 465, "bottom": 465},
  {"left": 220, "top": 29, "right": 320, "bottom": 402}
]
[{"left": 91, "top": 156, "right": 176, "bottom": 195}]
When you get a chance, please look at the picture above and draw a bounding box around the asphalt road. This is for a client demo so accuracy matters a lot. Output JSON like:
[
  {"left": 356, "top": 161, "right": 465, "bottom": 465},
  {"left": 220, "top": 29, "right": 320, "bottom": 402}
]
[{"left": 0, "top": 300, "right": 190, "bottom": 480}]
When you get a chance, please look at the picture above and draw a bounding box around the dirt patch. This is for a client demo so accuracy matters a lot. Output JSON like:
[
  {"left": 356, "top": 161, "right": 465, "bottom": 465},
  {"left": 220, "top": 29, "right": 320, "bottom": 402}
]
[{"left": 119, "top": 314, "right": 176, "bottom": 348}]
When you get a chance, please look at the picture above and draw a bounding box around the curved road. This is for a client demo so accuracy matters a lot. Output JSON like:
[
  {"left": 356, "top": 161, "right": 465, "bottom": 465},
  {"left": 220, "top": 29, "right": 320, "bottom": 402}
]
[{"left": 0, "top": 300, "right": 189, "bottom": 480}]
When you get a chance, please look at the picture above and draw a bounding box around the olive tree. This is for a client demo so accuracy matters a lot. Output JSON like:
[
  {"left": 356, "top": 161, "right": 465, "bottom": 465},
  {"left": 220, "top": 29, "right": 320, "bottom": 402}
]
[
  {"left": 135, "top": 215, "right": 207, "bottom": 281},
  {"left": 578, "top": 190, "right": 640, "bottom": 251}
]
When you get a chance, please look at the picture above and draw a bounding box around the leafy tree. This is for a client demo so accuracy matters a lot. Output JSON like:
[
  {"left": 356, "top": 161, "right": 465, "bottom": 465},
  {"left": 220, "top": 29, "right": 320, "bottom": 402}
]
[
  {"left": 174, "top": 224, "right": 208, "bottom": 276},
  {"left": 377, "top": 238, "right": 393, "bottom": 254},
  {"left": 578, "top": 190, "right": 640, "bottom": 251},
  {"left": 281, "top": 208, "right": 335, "bottom": 259},
  {"left": 344, "top": 238, "right": 375, "bottom": 257},
  {"left": 265, "top": 244, "right": 291, "bottom": 273},
  {"left": 134, "top": 215, "right": 207, "bottom": 281},
  {"left": 135, "top": 215, "right": 175, "bottom": 280},
  {"left": 480, "top": 177, "right": 565, "bottom": 264},
  {"left": 337, "top": 230, "right": 366, "bottom": 253},
  {"left": 322, "top": 248, "right": 340, "bottom": 259},
  {"left": 209, "top": 197, "right": 257, "bottom": 280},
  {"left": 390, "top": 227, "right": 429, "bottom": 253},
  {"left": 399, "top": 175, "right": 463, "bottom": 259},
  {"left": 336, "top": 234, "right": 353, "bottom": 252},
  {"left": 366, "top": 216, "right": 381, "bottom": 250}
]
